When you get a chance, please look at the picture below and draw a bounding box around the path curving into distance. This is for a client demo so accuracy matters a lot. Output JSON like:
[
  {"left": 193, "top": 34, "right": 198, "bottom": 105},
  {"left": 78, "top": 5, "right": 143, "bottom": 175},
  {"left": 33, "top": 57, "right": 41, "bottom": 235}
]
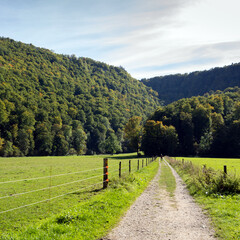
[{"left": 103, "top": 158, "right": 216, "bottom": 240}]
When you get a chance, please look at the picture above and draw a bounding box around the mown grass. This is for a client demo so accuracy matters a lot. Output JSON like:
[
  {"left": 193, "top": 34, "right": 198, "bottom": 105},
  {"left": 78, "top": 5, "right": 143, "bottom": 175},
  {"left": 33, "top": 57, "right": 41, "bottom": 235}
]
[
  {"left": 159, "top": 160, "right": 176, "bottom": 197},
  {"left": 168, "top": 157, "right": 240, "bottom": 239},
  {"left": 0, "top": 155, "right": 107, "bottom": 232},
  {"left": 0, "top": 154, "right": 158, "bottom": 239}
]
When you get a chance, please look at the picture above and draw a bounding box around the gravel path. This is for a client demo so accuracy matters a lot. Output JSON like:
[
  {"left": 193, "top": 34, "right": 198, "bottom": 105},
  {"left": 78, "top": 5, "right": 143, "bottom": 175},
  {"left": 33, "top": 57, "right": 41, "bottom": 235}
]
[{"left": 103, "top": 159, "right": 216, "bottom": 240}]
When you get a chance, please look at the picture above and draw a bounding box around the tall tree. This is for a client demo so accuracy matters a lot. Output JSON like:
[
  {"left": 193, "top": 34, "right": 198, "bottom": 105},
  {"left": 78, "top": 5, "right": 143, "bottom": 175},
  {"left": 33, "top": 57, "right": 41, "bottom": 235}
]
[
  {"left": 178, "top": 112, "right": 194, "bottom": 155},
  {"left": 142, "top": 120, "right": 178, "bottom": 156},
  {"left": 124, "top": 116, "right": 142, "bottom": 153},
  {"left": 99, "top": 131, "right": 122, "bottom": 154},
  {"left": 72, "top": 128, "right": 87, "bottom": 155},
  {"left": 192, "top": 104, "right": 211, "bottom": 142},
  {"left": 34, "top": 123, "right": 53, "bottom": 156},
  {"left": 52, "top": 134, "right": 69, "bottom": 156}
]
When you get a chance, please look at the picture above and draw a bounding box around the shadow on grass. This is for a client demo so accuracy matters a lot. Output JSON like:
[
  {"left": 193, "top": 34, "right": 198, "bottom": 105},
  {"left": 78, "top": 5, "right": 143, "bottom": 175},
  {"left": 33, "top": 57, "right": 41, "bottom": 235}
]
[{"left": 71, "top": 187, "right": 103, "bottom": 196}]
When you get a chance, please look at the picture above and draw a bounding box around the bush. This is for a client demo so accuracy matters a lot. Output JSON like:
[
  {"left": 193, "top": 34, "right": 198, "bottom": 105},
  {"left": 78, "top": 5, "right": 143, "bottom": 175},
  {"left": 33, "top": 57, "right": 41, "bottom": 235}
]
[{"left": 211, "top": 173, "right": 240, "bottom": 194}]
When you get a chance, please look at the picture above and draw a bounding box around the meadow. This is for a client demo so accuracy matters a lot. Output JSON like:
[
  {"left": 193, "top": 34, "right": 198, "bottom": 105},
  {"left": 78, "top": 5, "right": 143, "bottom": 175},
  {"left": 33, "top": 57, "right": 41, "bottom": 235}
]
[
  {"left": 176, "top": 157, "right": 240, "bottom": 176},
  {"left": 0, "top": 153, "right": 151, "bottom": 235}
]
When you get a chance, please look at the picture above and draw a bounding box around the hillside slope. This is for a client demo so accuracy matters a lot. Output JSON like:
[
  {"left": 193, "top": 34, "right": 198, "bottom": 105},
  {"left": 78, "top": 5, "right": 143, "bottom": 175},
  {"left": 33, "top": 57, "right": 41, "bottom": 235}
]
[
  {"left": 142, "top": 63, "right": 240, "bottom": 104},
  {"left": 0, "top": 37, "right": 160, "bottom": 156}
]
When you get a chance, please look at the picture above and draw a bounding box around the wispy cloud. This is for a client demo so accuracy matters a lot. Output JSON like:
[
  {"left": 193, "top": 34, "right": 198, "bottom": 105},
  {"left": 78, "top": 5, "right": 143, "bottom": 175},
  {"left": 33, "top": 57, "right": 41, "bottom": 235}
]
[
  {"left": 129, "top": 41, "right": 240, "bottom": 78},
  {"left": 1, "top": 0, "right": 240, "bottom": 78}
]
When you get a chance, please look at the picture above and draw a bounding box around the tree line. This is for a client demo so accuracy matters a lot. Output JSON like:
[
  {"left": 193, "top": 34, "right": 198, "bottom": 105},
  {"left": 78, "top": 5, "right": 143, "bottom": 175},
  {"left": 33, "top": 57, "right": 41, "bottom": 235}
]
[
  {"left": 141, "top": 87, "right": 240, "bottom": 157},
  {"left": 0, "top": 37, "right": 160, "bottom": 157}
]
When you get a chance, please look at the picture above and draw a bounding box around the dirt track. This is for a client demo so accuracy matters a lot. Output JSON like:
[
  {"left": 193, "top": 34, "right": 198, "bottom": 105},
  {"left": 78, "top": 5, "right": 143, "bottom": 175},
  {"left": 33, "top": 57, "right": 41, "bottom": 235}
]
[{"left": 103, "top": 159, "right": 216, "bottom": 240}]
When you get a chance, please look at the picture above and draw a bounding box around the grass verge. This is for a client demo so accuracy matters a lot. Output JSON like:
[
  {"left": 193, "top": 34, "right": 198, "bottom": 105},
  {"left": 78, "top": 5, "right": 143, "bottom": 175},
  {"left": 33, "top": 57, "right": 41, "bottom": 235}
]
[
  {"left": 167, "top": 157, "right": 240, "bottom": 239},
  {"left": 0, "top": 160, "right": 158, "bottom": 240},
  {"left": 195, "top": 194, "right": 240, "bottom": 239}
]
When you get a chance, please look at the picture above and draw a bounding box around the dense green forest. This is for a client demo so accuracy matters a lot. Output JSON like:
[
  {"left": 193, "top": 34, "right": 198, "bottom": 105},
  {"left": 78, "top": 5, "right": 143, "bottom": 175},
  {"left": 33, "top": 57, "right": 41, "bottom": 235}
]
[
  {"left": 142, "top": 87, "right": 240, "bottom": 157},
  {"left": 141, "top": 63, "right": 240, "bottom": 104},
  {"left": 0, "top": 37, "right": 160, "bottom": 157}
]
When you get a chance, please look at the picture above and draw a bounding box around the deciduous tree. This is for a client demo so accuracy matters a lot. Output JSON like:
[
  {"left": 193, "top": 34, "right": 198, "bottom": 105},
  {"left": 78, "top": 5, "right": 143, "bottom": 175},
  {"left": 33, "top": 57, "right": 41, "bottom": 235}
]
[{"left": 124, "top": 116, "right": 142, "bottom": 153}]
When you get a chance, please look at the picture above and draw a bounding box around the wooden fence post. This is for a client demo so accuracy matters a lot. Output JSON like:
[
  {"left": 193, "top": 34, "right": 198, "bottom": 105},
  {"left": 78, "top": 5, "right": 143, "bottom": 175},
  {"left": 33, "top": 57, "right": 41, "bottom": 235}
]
[
  {"left": 142, "top": 159, "right": 144, "bottom": 168},
  {"left": 146, "top": 158, "right": 147, "bottom": 166},
  {"left": 224, "top": 165, "right": 227, "bottom": 177},
  {"left": 129, "top": 160, "right": 131, "bottom": 174},
  {"left": 137, "top": 160, "right": 139, "bottom": 170},
  {"left": 119, "top": 161, "right": 121, "bottom": 178},
  {"left": 103, "top": 158, "right": 109, "bottom": 189}
]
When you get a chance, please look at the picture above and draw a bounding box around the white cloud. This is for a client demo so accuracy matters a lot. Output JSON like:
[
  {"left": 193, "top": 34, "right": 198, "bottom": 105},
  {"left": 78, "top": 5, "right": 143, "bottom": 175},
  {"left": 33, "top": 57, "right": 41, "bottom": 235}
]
[
  {"left": 129, "top": 40, "right": 240, "bottom": 78},
  {"left": 98, "top": 0, "right": 240, "bottom": 78},
  {"left": 1, "top": 0, "right": 240, "bottom": 79}
]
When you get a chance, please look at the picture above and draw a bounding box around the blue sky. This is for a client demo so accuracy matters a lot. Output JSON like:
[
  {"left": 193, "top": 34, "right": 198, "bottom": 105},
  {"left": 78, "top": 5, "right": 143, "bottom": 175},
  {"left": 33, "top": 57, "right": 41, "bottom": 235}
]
[{"left": 1, "top": 0, "right": 240, "bottom": 79}]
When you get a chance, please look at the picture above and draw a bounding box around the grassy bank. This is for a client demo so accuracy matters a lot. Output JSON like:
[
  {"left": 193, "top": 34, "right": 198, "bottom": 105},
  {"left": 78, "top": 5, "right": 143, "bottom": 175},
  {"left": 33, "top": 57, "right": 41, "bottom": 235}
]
[
  {"left": 0, "top": 155, "right": 158, "bottom": 239},
  {"left": 167, "top": 157, "right": 240, "bottom": 239}
]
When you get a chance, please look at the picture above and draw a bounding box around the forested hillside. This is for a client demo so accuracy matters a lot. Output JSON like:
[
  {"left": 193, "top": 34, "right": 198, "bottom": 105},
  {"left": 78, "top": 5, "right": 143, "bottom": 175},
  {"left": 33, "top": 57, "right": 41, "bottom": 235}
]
[
  {"left": 0, "top": 37, "right": 160, "bottom": 157},
  {"left": 142, "top": 87, "right": 240, "bottom": 157},
  {"left": 142, "top": 63, "right": 240, "bottom": 104}
]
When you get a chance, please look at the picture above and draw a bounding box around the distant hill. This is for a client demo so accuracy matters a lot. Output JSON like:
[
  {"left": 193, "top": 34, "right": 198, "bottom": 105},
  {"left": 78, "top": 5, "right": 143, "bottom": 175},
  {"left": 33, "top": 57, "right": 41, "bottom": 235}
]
[
  {"left": 141, "top": 63, "right": 240, "bottom": 104},
  {"left": 0, "top": 37, "right": 160, "bottom": 156}
]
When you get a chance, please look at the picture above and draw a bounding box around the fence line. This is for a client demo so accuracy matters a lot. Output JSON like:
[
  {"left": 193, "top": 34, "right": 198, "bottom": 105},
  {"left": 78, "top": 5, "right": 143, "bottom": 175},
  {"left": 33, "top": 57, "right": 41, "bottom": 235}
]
[
  {"left": 109, "top": 167, "right": 129, "bottom": 175},
  {"left": 0, "top": 167, "right": 105, "bottom": 185},
  {"left": 0, "top": 173, "right": 104, "bottom": 200},
  {"left": 0, "top": 157, "right": 157, "bottom": 215},
  {"left": 0, "top": 180, "right": 105, "bottom": 214}
]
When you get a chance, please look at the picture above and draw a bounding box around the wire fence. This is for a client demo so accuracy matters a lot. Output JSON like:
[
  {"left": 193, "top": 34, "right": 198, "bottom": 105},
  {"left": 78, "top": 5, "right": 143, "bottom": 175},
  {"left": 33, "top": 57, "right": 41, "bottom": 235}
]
[
  {"left": 0, "top": 167, "right": 104, "bottom": 184},
  {"left": 0, "top": 157, "right": 156, "bottom": 216},
  {"left": 0, "top": 181, "right": 105, "bottom": 214},
  {"left": 0, "top": 174, "right": 104, "bottom": 200}
]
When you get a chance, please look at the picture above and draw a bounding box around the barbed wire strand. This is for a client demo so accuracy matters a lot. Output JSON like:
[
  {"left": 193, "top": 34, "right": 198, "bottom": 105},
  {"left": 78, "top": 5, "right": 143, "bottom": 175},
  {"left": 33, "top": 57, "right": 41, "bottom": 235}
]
[
  {"left": 0, "top": 166, "right": 141, "bottom": 200},
  {"left": 0, "top": 167, "right": 106, "bottom": 185},
  {"left": 0, "top": 174, "right": 104, "bottom": 200},
  {"left": 0, "top": 181, "right": 106, "bottom": 214}
]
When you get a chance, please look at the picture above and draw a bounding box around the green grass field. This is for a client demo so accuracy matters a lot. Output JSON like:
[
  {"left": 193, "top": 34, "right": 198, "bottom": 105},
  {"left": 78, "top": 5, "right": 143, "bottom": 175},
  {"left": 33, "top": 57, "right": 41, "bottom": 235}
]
[
  {"left": 176, "top": 157, "right": 240, "bottom": 176},
  {"left": 0, "top": 153, "right": 151, "bottom": 234}
]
